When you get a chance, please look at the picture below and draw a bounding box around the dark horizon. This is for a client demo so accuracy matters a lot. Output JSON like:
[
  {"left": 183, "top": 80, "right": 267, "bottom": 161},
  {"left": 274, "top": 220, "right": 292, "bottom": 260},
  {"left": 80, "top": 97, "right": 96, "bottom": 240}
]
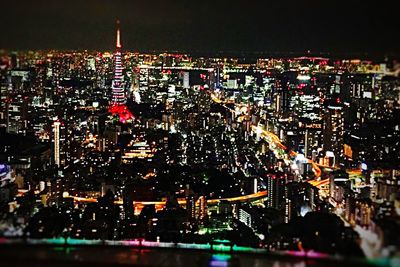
[{"left": 1, "top": 0, "right": 399, "bottom": 54}]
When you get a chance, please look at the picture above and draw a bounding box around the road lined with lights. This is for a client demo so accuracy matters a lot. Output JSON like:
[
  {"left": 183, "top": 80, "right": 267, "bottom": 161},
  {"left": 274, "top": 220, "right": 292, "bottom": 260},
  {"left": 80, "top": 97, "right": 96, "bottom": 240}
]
[
  {"left": 251, "top": 124, "right": 331, "bottom": 186},
  {"left": 210, "top": 92, "right": 330, "bottom": 189},
  {"left": 69, "top": 190, "right": 268, "bottom": 210}
]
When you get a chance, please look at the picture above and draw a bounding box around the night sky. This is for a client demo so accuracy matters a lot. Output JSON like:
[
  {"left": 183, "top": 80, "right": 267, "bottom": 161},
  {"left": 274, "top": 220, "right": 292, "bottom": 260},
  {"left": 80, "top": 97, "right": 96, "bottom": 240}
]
[{"left": 1, "top": 0, "right": 399, "bottom": 54}]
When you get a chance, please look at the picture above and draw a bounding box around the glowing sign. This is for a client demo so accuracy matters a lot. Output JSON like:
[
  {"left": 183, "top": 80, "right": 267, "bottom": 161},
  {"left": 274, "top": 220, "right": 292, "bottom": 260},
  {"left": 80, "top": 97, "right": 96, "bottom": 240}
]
[
  {"left": 344, "top": 144, "right": 353, "bottom": 159},
  {"left": 297, "top": 74, "right": 311, "bottom": 81},
  {"left": 361, "top": 163, "right": 368, "bottom": 171}
]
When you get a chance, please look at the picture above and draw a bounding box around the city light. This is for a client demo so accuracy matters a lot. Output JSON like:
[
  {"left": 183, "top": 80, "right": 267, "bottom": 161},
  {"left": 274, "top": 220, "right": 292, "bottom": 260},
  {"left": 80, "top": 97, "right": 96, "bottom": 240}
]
[{"left": 0, "top": 4, "right": 399, "bottom": 266}]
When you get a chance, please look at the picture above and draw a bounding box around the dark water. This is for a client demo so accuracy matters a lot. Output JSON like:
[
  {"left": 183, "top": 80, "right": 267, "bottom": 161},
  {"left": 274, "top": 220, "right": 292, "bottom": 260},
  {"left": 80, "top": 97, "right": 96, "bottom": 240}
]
[{"left": 0, "top": 245, "right": 366, "bottom": 267}]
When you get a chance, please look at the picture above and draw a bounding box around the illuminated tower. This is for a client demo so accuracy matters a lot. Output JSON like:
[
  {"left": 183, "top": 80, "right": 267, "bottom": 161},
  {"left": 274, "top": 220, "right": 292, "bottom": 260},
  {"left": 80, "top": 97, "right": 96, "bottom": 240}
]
[
  {"left": 109, "top": 21, "right": 134, "bottom": 123},
  {"left": 53, "top": 121, "right": 60, "bottom": 167},
  {"left": 111, "top": 21, "right": 125, "bottom": 105}
]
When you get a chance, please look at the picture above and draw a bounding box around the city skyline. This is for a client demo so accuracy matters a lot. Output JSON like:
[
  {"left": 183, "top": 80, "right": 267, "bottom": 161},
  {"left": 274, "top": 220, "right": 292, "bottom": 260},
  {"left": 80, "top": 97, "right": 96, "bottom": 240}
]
[{"left": 1, "top": 2, "right": 400, "bottom": 267}]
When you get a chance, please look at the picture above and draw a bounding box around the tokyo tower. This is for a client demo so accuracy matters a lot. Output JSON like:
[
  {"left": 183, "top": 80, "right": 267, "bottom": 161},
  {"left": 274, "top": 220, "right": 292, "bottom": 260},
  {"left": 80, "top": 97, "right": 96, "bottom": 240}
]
[{"left": 109, "top": 20, "right": 134, "bottom": 123}]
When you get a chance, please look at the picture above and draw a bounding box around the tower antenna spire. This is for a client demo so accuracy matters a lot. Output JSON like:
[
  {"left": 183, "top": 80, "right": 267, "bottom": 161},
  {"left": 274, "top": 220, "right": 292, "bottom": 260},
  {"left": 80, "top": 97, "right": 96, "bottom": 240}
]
[{"left": 116, "top": 20, "right": 121, "bottom": 49}]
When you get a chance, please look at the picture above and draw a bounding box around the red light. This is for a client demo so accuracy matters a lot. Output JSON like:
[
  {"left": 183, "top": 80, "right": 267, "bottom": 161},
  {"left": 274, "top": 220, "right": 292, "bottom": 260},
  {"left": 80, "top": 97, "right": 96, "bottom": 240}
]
[
  {"left": 109, "top": 104, "right": 134, "bottom": 123},
  {"left": 297, "top": 83, "right": 306, "bottom": 89},
  {"left": 162, "top": 70, "right": 172, "bottom": 75}
]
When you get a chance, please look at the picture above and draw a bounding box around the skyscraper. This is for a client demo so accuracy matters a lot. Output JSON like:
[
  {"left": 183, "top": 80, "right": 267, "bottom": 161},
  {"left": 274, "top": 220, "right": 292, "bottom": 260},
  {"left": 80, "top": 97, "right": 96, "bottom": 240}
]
[
  {"left": 53, "top": 121, "right": 60, "bottom": 167},
  {"left": 186, "top": 194, "right": 196, "bottom": 221},
  {"left": 198, "top": 196, "right": 208, "bottom": 222},
  {"left": 108, "top": 21, "right": 134, "bottom": 123},
  {"left": 323, "top": 99, "right": 345, "bottom": 166},
  {"left": 266, "top": 171, "right": 287, "bottom": 210}
]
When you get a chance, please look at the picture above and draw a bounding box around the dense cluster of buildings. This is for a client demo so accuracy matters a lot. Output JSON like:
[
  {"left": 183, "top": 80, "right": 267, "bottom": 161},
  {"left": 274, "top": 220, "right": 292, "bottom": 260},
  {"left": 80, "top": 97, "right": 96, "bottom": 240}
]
[{"left": 0, "top": 27, "right": 399, "bottom": 258}]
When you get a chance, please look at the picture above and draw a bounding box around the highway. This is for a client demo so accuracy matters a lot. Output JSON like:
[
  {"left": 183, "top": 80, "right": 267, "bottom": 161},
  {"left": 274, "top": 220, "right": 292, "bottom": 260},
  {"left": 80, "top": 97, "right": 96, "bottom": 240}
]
[
  {"left": 70, "top": 190, "right": 268, "bottom": 208},
  {"left": 210, "top": 92, "right": 331, "bottom": 189}
]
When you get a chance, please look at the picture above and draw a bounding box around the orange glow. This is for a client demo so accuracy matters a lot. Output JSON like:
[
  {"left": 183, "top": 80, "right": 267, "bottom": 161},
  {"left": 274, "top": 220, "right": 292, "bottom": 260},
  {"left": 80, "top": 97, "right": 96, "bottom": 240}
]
[{"left": 70, "top": 190, "right": 268, "bottom": 214}]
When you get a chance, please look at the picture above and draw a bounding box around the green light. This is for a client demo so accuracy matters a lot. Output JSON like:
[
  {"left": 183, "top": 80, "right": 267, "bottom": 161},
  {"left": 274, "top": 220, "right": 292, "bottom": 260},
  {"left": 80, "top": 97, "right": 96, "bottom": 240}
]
[
  {"left": 390, "top": 258, "right": 400, "bottom": 267},
  {"left": 52, "top": 246, "right": 77, "bottom": 254},
  {"left": 213, "top": 239, "right": 231, "bottom": 244},
  {"left": 366, "top": 257, "right": 398, "bottom": 267},
  {"left": 212, "top": 244, "right": 231, "bottom": 252},
  {"left": 232, "top": 245, "right": 255, "bottom": 252},
  {"left": 197, "top": 228, "right": 208, "bottom": 235},
  {"left": 66, "top": 238, "right": 101, "bottom": 246},
  {"left": 211, "top": 254, "right": 231, "bottom": 261}
]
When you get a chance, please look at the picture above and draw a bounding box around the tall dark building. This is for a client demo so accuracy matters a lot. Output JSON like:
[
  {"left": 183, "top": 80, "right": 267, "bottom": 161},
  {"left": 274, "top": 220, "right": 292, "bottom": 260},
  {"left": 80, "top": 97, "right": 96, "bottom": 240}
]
[
  {"left": 266, "top": 170, "right": 287, "bottom": 210},
  {"left": 323, "top": 100, "right": 345, "bottom": 166}
]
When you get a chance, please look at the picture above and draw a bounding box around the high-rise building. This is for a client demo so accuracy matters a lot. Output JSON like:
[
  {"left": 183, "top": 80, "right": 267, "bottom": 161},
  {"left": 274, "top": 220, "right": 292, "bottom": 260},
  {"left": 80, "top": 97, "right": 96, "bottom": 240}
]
[
  {"left": 198, "top": 196, "right": 207, "bottom": 221},
  {"left": 183, "top": 72, "right": 190, "bottom": 89},
  {"left": 186, "top": 194, "right": 196, "bottom": 221},
  {"left": 329, "top": 171, "right": 350, "bottom": 206},
  {"left": 238, "top": 207, "right": 252, "bottom": 227},
  {"left": 286, "top": 182, "right": 319, "bottom": 221},
  {"left": 355, "top": 199, "right": 372, "bottom": 227},
  {"left": 52, "top": 120, "right": 66, "bottom": 169},
  {"left": 266, "top": 171, "right": 287, "bottom": 210},
  {"left": 376, "top": 170, "right": 400, "bottom": 201},
  {"left": 53, "top": 121, "right": 61, "bottom": 167},
  {"left": 0, "top": 75, "right": 9, "bottom": 130},
  {"left": 323, "top": 100, "right": 345, "bottom": 166}
]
